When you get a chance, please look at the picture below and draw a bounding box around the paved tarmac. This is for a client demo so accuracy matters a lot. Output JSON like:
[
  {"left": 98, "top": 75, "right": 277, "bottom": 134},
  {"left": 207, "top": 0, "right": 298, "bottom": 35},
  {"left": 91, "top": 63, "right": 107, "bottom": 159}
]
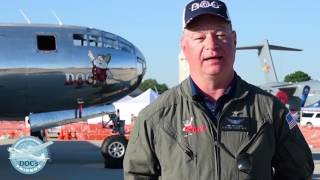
[{"left": 1, "top": 138, "right": 320, "bottom": 180}]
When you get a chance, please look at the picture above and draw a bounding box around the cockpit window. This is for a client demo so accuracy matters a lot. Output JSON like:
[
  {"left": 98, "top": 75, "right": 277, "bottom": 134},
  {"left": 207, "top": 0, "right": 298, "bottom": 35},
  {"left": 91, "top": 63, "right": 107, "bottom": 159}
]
[
  {"left": 37, "top": 35, "right": 56, "bottom": 51},
  {"left": 89, "top": 35, "right": 102, "bottom": 47},
  {"left": 72, "top": 32, "right": 135, "bottom": 54},
  {"left": 118, "top": 38, "right": 134, "bottom": 54},
  {"left": 73, "top": 34, "right": 88, "bottom": 46},
  {"left": 137, "top": 57, "right": 146, "bottom": 75},
  {"left": 103, "top": 34, "right": 118, "bottom": 50}
]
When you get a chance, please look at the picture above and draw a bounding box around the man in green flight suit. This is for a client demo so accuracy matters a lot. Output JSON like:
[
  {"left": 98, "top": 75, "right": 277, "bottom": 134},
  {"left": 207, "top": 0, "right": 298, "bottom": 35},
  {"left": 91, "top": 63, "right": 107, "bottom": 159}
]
[{"left": 124, "top": 0, "right": 314, "bottom": 179}]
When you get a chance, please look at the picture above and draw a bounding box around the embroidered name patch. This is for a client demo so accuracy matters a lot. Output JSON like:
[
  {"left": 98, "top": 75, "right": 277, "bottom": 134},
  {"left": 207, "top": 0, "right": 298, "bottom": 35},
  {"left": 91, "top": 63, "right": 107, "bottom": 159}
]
[{"left": 222, "top": 117, "right": 250, "bottom": 131}]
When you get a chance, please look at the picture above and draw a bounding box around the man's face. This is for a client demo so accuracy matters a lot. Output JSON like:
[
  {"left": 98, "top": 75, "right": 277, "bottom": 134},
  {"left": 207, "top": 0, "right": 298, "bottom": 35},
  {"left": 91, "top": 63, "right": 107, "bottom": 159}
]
[{"left": 181, "top": 15, "right": 236, "bottom": 79}]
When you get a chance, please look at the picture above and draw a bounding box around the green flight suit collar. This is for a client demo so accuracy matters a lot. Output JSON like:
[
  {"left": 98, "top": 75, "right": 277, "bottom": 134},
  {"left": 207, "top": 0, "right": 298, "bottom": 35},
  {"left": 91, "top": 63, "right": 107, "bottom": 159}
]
[{"left": 178, "top": 72, "right": 250, "bottom": 103}]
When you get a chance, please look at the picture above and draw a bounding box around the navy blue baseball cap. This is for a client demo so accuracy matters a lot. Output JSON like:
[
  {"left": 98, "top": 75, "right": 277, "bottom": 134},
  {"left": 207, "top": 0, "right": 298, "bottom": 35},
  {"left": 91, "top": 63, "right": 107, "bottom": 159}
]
[{"left": 183, "top": 0, "right": 231, "bottom": 28}]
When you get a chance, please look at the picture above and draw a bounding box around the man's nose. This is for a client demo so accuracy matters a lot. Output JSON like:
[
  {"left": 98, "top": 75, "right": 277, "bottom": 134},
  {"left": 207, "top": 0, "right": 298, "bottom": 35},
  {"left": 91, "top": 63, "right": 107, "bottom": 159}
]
[{"left": 205, "top": 34, "right": 219, "bottom": 50}]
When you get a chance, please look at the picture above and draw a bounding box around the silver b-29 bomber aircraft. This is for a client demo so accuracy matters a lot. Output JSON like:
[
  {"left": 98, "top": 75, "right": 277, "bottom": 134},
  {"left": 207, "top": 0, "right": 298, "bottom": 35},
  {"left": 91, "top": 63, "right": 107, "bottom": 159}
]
[{"left": 0, "top": 23, "right": 146, "bottom": 168}]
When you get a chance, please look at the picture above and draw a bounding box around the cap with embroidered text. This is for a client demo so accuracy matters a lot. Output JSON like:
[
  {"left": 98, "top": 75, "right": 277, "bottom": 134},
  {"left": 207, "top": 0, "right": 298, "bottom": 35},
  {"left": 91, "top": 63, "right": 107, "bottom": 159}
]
[{"left": 183, "top": 0, "right": 231, "bottom": 28}]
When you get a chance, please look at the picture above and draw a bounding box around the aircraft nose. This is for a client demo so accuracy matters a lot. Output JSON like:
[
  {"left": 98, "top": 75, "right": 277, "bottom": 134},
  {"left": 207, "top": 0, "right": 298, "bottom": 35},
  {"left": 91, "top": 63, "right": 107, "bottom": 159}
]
[{"left": 135, "top": 47, "right": 146, "bottom": 76}]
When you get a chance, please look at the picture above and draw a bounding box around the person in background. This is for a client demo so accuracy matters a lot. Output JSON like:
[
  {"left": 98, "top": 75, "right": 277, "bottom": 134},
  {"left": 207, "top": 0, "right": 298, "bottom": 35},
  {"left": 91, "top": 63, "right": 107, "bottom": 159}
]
[{"left": 130, "top": 113, "right": 137, "bottom": 125}]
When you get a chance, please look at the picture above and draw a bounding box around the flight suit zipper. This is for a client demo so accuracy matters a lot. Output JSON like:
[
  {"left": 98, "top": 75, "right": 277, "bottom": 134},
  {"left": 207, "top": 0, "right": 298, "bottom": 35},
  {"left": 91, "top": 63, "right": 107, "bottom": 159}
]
[
  {"left": 193, "top": 101, "right": 218, "bottom": 179},
  {"left": 192, "top": 91, "right": 248, "bottom": 179},
  {"left": 216, "top": 96, "right": 248, "bottom": 179}
]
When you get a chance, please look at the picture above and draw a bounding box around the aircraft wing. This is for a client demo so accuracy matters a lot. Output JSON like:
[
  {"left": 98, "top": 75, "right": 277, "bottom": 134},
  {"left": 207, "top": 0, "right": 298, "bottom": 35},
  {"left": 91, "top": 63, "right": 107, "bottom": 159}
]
[
  {"left": 261, "top": 83, "right": 297, "bottom": 97},
  {"left": 236, "top": 45, "right": 262, "bottom": 50},
  {"left": 237, "top": 44, "right": 302, "bottom": 51},
  {"left": 268, "top": 45, "right": 302, "bottom": 51}
]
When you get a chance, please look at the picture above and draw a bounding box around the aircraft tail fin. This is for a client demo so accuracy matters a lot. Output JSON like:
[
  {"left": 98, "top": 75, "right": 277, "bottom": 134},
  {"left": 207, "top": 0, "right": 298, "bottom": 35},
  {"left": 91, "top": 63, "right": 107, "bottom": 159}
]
[{"left": 236, "top": 39, "right": 302, "bottom": 83}]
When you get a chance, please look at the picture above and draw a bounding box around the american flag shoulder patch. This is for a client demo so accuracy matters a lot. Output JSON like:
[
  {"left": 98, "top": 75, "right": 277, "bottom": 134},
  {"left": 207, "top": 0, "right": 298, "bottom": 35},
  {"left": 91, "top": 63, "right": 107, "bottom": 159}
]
[{"left": 286, "top": 112, "right": 297, "bottom": 130}]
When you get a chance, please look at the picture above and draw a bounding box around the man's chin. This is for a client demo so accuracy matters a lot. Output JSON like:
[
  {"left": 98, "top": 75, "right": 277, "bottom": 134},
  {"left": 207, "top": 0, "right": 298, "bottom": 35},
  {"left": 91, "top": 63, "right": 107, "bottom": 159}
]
[{"left": 204, "top": 69, "right": 224, "bottom": 76}]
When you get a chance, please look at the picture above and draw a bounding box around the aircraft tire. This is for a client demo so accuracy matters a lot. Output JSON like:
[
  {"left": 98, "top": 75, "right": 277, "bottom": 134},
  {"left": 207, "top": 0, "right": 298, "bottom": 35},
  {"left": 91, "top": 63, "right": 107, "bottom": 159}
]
[{"left": 101, "top": 135, "right": 127, "bottom": 169}]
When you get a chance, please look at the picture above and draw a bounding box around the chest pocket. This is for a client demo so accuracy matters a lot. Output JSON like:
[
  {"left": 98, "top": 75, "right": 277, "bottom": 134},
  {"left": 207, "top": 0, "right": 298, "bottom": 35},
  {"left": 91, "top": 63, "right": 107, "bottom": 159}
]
[
  {"left": 162, "top": 122, "right": 194, "bottom": 160},
  {"left": 220, "top": 116, "right": 256, "bottom": 154},
  {"left": 220, "top": 115, "right": 273, "bottom": 180},
  {"left": 158, "top": 120, "right": 199, "bottom": 180}
]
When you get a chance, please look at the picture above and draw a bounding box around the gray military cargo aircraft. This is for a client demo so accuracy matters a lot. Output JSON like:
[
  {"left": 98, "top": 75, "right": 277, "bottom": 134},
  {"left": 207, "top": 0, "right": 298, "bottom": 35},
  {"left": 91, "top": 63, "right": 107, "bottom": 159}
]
[
  {"left": 0, "top": 23, "right": 146, "bottom": 168},
  {"left": 237, "top": 39, "right": 320, "bottom": 110}
]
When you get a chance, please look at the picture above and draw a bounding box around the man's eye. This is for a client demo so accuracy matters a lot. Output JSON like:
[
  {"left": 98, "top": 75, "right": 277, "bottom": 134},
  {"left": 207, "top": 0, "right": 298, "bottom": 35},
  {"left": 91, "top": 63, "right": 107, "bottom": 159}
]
[
  {"left": 193, "top": 36, "right": 205, "bottom": 41},
  {"left": 217, "top": 34, "right": 226, "bottom": 40}
]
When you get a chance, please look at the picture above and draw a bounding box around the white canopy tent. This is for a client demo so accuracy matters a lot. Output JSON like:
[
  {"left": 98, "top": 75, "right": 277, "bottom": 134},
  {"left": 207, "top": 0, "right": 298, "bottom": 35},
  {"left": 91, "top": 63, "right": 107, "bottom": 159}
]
[
  {"left": 113, "top": 88, "right": 159, "bottom": 124},
  {"left": 87, "top": 95, "right": 132, "bottom": 124},
  {"left": 115, "top": 95, "right": 133, "bottom": 103}
]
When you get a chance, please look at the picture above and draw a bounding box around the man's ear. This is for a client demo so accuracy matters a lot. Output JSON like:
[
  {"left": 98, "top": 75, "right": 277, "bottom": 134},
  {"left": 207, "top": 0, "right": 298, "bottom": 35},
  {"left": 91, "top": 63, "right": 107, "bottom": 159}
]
[
  {"left": 180, "top": 36, "right": 186, "bottom": 54},
  {"left": 180, "top": 36, "right": 185, "bottom": 51},
  {"left": 232, "top": 31, "right": 237, "bottom": 46}
]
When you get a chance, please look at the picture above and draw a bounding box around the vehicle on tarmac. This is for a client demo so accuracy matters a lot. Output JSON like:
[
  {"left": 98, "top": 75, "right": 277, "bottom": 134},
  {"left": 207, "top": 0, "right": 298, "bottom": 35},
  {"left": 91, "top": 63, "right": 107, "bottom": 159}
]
[{"left": 300, "top": 108, "right": 320, "bottom": 128}]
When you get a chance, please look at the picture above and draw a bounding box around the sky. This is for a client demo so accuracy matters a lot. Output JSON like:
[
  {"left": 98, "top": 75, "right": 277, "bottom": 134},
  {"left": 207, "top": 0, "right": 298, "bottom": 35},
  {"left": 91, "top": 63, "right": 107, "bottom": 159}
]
[{"left": 0, "top": 0, "right": 319, "bottom": 87}]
